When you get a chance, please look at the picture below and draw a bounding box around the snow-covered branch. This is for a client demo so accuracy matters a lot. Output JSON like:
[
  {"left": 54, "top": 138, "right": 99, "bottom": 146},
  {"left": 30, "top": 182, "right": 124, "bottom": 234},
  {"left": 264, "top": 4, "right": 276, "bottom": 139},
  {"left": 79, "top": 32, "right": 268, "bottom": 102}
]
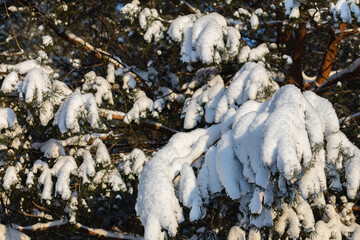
[{"left": 316, "top": 58, "right": 360, "bottom": 93}]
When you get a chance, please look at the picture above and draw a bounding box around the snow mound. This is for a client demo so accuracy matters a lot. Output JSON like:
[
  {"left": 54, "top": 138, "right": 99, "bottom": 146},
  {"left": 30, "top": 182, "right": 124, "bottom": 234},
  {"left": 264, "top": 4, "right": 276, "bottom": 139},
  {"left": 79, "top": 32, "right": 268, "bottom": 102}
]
[
  {"left": 1, "top": 71, "right": 19, "bottom": 93},
  {"left": 136, "top": 125, "right": 221, "bottom": 239},
  {"left": 137, "top": 83, "right": 360, "bottom": 238},
  {"left": 0, "top": 108, "right": 17, "bottom": 131},
  {"left": 139, "top": 8, "right": 165, "bottom": 42},
  {"left": 330, "top": 0, "right": 360, "bottom": 23},
  {"left": 182, "top": 62, "right": 279, "bottom": 129},
  {"left": 168, "top": 12, "right": 241, "bottom": 64},
  {"left": 54, "top": 89, "right": 100, "bottom": 133},
  {"left": 124, "top": 90, "right": 154, "bottom": 124},
  {"left": 20, "top": 68, "right": 51, "bottom": 105},
  {"left": 32, "top": 139, "right": 65, "bottom": 158}
]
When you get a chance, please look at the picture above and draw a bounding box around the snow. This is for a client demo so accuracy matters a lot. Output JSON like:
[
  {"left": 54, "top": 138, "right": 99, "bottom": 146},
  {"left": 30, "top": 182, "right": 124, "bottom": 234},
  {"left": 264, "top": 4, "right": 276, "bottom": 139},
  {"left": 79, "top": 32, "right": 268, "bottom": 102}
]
[
  {"left": 275, "top": 203, "right": 300, "bottom": 238},
  {"left": 191, "top": 13, "right": 227, "bottom": 63},
  {"left": 216, "top": 130, "right": 245, "bottom": 199},
  {"left": 9, "top": 60, "right": 40, "bottom": 74},
  {"left": 248, "top": 43, "right": 269, "bottom": 61},
  {"left": 308, "top": 8, "right": 321, "bottom": 22},
  {"left": 0, "top": 224, "right": 30, "bottom": 240},
  {"left": 108, "top": 168, "right": 127, "bottom": 191},
  {"left": 197, "top": 146, "right": 223, "bottom": 200},
  {"left": 0, "top": 108, "right": 16, "bottom": 130},
  {"left": 144, "top": 20, "right": 165, "bottom": 43},
  {"left": 227, "top": 226, "right": 246, "bottom": 240},
  {"left": 129, "top": 148, "right": 148, "bottom": 175},
  {"left": 312, "top": 203, "right": 360, "bottom": 239},
  {"left": 330, "top": 0, "right": 360, "bottom": 23},
  {"left": 136, "top": 157, "right": 184, "bottom": 239},
  {"left": 20, "top": 68, "right": 50, "bottom": 105},
  {"left": 93, "top": 76, "right": 114, "bottom": 105},
  {"left": 235, "top": 8, "right": 251, "bottom": 18},
  {"left": 121, "top": 0, "right": 140, "bottom": 20},
  {"left": 3, "top": 166, "right": 19, "bottom": 190},
  {"left": 168, "top": 15, "right": 196, "bottom": 63},
  {"left": 123, "top": 90, "right": 154, "bottom": 124},
  {"left": 350, "top": 3, "right": 360, "bottom": 22},
  {"left": 168, "top": 12, "right": 242, "bottom": 64},
  {"left": 106, "top": 63, "right": 115, "bottom": 84},
  {"left": 82, "top": 71, "right": 113, "bottom": 105},
  {"left": 226, "top": 27, "right": 241, "bottom": 58},
  {"left": 179, "top": 163, "right": 203, "bottom": 221},
  {"left": 182, "top": 62, "right": 278, "bottom": 129},
  {"left": 54, "top": 90, "right": 100, "bottom": 133},
  {"left": 237, "top": 46, "right": 251, "bottom": 63},
  {"left": 136, "top": 125, "right": 221, "bottom": 238},
  {"left": 39, "top": 80, "right": 72, "bottom": 126},
  {"left": 250, "top": 14, "right": 259, "bottom": 29},
  {"left": 42, "top": 35, "right": 53, "bottom": 46},
  {"left": 77, "top": 149, "right": 96, "bottom": 184},
  {"left": 123, "top": 73, "right": 136, "bottom": 90},
  {"left": 284, "top": 0, "right": 295, "bottom": 14},
  {"left": 137, "top": 75, "right": 360, "bottom": 238},
  {"left": 1, "top": 71, "right": 19, "bottom": 93},
  {"left": 26, "top": 160, "right": 53, "bottom": 200},
  {"left": 52, "top": 156, "right": 77, "bottom": 200},
  {"left": 92, "top": 138, "right": 111, "bottom": 167},
  {"left": 139, "top": 8, "right": 165, "bottom": 43},
  {"left": 32, "top": 139, "right": 65, "bottom": 158}
]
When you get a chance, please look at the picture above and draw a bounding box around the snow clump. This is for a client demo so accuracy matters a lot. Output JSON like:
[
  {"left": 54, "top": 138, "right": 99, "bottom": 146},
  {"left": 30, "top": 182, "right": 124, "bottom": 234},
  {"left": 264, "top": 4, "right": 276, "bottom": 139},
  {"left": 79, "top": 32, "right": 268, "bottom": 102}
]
[{"left": 168, "top": 12, "right": 242, "bottom": 64}]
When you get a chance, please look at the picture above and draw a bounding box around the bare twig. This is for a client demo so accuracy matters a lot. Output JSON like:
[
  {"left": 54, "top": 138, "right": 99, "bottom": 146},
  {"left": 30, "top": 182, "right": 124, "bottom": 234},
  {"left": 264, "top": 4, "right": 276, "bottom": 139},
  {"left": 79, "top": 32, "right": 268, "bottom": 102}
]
[
  {"left": 180, "top": 0, "right": 196, "bottom": 14},
  {"left": 339, "top": 112, "right": 360, "bottom": 125},
  {"left": 11, "top": 220, "right": 144, "bottom": 240},
  {"left": 315, "top": 58, "right": 360, "bottom": 93},
  {"left": 3, "top": 0, "right": 23, "bottom": 52},
  {"left": 99, "top": 108, "right": 178, "bottom": 135},
  {"left": 75, "top": 222, "right": 143, "bottom": 240}
]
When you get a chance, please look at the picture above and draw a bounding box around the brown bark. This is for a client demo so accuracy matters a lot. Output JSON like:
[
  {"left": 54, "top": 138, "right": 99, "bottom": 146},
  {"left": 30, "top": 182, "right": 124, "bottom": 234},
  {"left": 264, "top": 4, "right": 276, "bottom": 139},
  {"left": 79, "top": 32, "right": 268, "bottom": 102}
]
[
  {"left": 315, "top": 23, "right": 346, "bottom": 86},
  {"left": 288, "top": 22, "right": 307, "bottom": 89},
  {"left": 315, "top": 58, "right": 360, "bottom": 94}
]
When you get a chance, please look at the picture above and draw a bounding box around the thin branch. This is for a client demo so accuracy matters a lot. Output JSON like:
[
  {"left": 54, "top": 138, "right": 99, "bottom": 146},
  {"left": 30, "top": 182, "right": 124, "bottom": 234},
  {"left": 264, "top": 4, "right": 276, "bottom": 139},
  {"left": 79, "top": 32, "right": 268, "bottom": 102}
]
[
  {"left": 11, "top": 220, "right": 144, "bottom": 240},
  {"left": 75, "top": 222, "right": 143, "bottom": 240},
  {"left": 339, "top": 112, "right": 360, "bottom": 125},
  {"left": 61, "top": 133, "right": 123, "bottom": 147},
  {"left": 11, "top": 220, "right": 67, "bottom": 231},
  {"left": 99, "top": 109, "right": 178, "bottom": 135},
  {"left": 315, "top": 23, "right": 347, "bottom": 87},
  {"left": 180, "top": 0, "right": 196, "bottom": 14},
  {"left": 3, "top": 0, "right": 23, "bottom": 52},
  {"left": 315, "top": 58, "right": 360, "bottom": 93}
]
